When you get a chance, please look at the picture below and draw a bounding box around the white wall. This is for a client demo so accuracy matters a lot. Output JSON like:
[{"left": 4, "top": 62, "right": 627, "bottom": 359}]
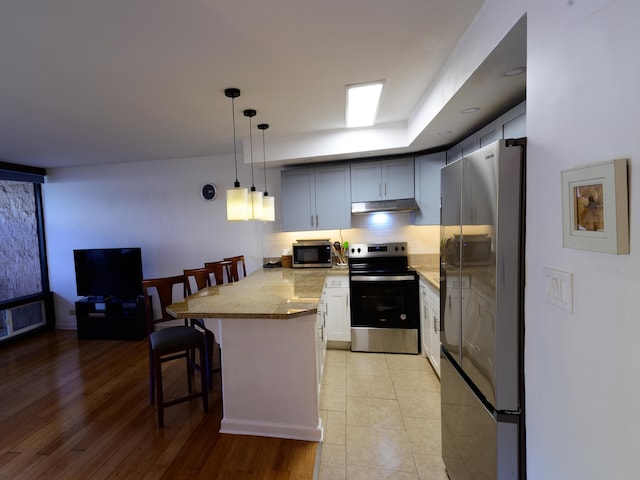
[{"left": 525, "top": 0, "right": 640, "bottom": 478}]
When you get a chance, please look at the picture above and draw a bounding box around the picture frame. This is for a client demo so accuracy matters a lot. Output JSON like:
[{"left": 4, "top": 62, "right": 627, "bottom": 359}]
[{"left": 561, "top": 158, "right": 629, "bottom": 254}]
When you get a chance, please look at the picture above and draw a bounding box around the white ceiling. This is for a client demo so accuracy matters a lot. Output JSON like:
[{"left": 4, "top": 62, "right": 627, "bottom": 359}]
[{"left": 0, "top": 0, "right": 525, "bottom": 170}]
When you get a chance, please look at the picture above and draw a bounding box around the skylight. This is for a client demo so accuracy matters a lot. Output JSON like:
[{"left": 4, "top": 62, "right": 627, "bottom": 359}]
[{"left": 346, "top": 81, "right": 384, "bottom": 128}]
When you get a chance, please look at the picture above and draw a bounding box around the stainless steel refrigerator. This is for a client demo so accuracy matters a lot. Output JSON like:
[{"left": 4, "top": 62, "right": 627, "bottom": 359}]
[{"left": 440, "top": 139, "right": 526, "bottom": 480}]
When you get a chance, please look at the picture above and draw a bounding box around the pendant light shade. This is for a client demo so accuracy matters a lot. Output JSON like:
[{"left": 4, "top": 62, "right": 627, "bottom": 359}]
[
  {"left": 257, "top": 123, "right": 275, "bottom": 222},
  {"left": 225, "top": 88, "right": 249, "bottom": 221},
  {"left": 249, "top": 190, "right": 263, "bottom": 220},
  {"left": 226, "top": 187, "right": 249, "bottom": 220},
  {"left": 261, "top": 195, "right": 275, "bottom": 222},
  {"left": 243, "top": 109, "right": 263, "bottom": 220}
]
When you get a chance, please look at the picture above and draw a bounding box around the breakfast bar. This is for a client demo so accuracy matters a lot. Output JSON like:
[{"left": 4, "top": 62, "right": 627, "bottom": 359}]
[{"left": 167, "top": 268, "right": 330, "bottom": 441}]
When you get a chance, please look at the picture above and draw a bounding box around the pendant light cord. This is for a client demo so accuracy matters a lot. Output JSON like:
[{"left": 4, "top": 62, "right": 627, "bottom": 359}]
[
  {"left": 243, "top": 109, "right": 257, "bottom": 191},
  {"left": 232, "top": 100, "right": 240, "bottom": 186},
  {"left": 225, "top": 87, "right": 242, "bottom": 188},
  {"left": 249, "top": 116, "right": 255, "bottom": 190},
  {"left": 259, "top": 123, "right": 269, "bottom": 196}
]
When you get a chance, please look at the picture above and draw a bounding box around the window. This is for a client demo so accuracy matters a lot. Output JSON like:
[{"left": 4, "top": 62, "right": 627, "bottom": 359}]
[{"left": 0, "top": 164, "right": 52, "bottom": 341}]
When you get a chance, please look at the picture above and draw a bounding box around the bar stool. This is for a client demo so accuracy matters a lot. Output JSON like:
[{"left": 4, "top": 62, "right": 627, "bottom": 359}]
[
  {"left": 142, "top": 275, "right": 208, "bottom": 427},
  {"left": 204, "top": 260, "right": 233, "bottom": 285},
  {"left": 223, "top": 255, "right": 246, "bottom": 282},
  {"left": 183, "top": 266, "right": 222, "bottom": 390},
  {"left": 184, "top": 266, "right": 216, "bottom": 294}
]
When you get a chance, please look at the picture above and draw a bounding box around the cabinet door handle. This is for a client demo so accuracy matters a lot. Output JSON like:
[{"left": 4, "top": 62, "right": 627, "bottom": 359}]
[
  {"left": 384, "top": 182, "right": 387, "bottom": 196},
  {"left": 315, "top": 214, "right": 319, "bottom": 227},
  {"left": 433, "top": 314, "right": 438, "bottom": 333},
  {"left": 310, "top": 215, "right": 314, "bottom": 227}
]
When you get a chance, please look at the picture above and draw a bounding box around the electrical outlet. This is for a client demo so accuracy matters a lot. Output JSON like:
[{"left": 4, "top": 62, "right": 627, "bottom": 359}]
[{"left": 543, "top": 267, "right": 573, "bottom": 312}]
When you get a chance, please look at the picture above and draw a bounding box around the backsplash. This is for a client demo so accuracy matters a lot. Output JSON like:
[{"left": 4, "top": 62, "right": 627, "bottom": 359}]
[
  {"left": 261, "top": 211, "right": 440, "bottom": 258},
  {"left": 408, "top": 253, "right": 440, "bottom": 269}
]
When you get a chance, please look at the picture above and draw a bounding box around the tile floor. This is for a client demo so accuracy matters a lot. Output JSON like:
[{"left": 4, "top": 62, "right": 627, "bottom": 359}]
[{"left": 318, "top": 349, "right": 448, "bottom": 480}]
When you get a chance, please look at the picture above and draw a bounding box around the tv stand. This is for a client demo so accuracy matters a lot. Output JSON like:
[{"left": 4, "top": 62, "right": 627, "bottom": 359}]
[{"left": 75, "top": 296, "right": 146, "bottom": 340}]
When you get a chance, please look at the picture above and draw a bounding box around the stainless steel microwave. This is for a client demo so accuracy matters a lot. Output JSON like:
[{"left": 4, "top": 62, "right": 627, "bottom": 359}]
[{"left": 292, "top": 240, "right": 332, "bottom": 268}]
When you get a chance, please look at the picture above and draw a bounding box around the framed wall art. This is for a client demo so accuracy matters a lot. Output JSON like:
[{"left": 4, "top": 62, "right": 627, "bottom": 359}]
[{"left": 561, "top": 158, "right": 629, "bottom": 254}]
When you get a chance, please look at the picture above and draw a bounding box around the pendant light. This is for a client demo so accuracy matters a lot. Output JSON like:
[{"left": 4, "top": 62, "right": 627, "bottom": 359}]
[
  {"left": 243, "top": 109, "right": 263, "bottom": 220},
  {"left": 257, "top": 123, "right": 275, "bottom": 222},
  {"left": 225, "top": 88, "right": 249, "bottom": 221}
]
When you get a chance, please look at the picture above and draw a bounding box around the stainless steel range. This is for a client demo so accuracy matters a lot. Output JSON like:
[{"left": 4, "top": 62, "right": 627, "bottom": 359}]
[{"left": 348, "top": 242, "right": 420, "bottom": 354}]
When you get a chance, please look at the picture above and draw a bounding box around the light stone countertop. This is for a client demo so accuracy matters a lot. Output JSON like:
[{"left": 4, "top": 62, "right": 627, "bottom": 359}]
[
  {"left": 412, "top": 266, "right": 441, "bottom": 291},
  {"left": 167, "top": 266, "right": 341, "bottom": 320}
]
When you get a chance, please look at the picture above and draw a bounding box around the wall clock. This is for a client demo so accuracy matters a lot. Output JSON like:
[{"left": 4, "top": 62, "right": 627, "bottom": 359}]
[{"left": 201, "top": 183, "right": 217, "bottom": 201}]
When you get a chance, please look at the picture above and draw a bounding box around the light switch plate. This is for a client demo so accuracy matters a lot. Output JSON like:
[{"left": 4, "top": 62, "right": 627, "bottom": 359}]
[{"left": 543, "top": 267, "right": 573, "bottom": 312}]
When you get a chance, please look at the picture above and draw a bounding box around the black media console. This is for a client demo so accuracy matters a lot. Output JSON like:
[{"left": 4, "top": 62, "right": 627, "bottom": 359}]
[{"left": 75, "top": 296, "right": 146, "bottom": 340}]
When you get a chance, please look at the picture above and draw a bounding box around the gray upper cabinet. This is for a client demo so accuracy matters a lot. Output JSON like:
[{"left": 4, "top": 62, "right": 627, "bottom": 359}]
[
  {"left": 477, "top": 119, "right": 501, "bottom": 148},
  {"left": 414, "top": 152, "right": 446, "bottom": 225},
  {"left": 351, "top": 158, "right": 414, "bottom": 202},
  {"left": 447, "top": 102, "right": 526, "bottom": 162},
  {"left": 281, "top": 164, "right": 351, "bottom": 232},
  {"left": 280, "top": 101, "right": 526, "bottom": 232},
  {"left": 501, "top": 102, "right": 526, "bottom": 139}
]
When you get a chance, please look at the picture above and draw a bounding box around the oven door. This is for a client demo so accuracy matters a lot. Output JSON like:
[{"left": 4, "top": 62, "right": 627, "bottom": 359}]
[{"left": 349, "top": 274, "right": 419, "bottom": 329}]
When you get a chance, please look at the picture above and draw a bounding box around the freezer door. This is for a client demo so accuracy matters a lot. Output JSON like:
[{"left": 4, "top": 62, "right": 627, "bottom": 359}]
[
  {"left": 441, "top": 352, "right": 519, "bottom": 480},
  {"left": 459, "top": 141, "right": 523, "bottom": 411},
  {"left": 440, "top": 160, "right": 462, "bottom": 365}
]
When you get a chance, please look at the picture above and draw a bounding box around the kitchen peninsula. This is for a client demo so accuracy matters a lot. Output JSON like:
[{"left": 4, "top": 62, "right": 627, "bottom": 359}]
[{"left": 167, "top": 267, "right": 340, "bottom": 441}]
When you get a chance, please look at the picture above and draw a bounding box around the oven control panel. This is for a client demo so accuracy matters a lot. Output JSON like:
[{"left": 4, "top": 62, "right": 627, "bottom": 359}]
[{"left": 349, "top": 242, "right": 408, "bottom": 258}]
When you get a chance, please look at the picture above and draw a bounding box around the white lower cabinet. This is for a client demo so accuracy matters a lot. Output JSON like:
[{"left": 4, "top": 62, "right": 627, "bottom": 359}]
[
  {"left": 323, "top": 275, "right": 351, "bottom": 343},
  {"left": 316, "top": 293, "right": 327, "bottom": 392},
  {"left": 420, "top": 278, "right": 440, "bottom": 377}
]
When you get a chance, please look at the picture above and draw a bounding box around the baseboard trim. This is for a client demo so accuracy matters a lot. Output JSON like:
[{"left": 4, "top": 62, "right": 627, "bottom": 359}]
[{"left": 220, "top": 416, "right": 324, "bottom": 442}]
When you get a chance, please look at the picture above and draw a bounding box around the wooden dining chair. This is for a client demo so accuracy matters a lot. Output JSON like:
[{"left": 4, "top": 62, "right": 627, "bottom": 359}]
[
  {"left": 183, "top": 266, "right": 215, "bottom": 295},
  {"left": 183, "top": 266, "right": 222, "bottom": 391},
  {"left": 142, "top": 275, "right": 208, "bottom": 427},
  {"left": 223, "top": 255, "right": 246, "bottom": 282},
  {"left": 204, "top": 260, "right": 233, "bottom": 285}
]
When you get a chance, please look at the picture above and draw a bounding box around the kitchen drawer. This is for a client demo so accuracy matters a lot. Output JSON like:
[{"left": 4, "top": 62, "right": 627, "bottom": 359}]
[{"left": 325, "top": 276, "right": 349, "bottom": 288}]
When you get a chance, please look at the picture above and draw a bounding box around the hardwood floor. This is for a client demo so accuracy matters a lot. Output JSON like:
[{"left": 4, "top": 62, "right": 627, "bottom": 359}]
[{"left": 0, "top": 330, "right": 318, "bottom": 479}]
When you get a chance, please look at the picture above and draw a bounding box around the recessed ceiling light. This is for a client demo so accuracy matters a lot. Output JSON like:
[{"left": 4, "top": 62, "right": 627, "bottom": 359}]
[
  {"left": 502, "top": 66, "right": 526, "bottom": 77},
  {"left": 346, "top": 81, "right": 384, "bottom": 128},
  {"left": 438, "top": 130, "right": 453, "bottom": 136},
  {"left": 461, "top": 107, "right": 480, "bottom": 114}
]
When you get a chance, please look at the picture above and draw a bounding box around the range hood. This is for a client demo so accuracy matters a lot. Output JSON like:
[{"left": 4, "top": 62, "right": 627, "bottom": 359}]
[{"left": 351, "top": 198, "right": 419, "bottom": 215}]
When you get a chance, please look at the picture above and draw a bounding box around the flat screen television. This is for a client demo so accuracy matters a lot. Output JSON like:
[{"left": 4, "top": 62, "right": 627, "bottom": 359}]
[{"left": 73, "top": 248, "right": 143, "bottom": 298}]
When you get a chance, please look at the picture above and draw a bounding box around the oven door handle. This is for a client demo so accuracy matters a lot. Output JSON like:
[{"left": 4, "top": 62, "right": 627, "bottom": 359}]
[{"left": 351, "top": 275, "right": 416, "bottom": 282}]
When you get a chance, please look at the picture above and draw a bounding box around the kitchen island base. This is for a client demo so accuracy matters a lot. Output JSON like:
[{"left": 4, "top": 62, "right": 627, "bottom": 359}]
[
  {"left": 204, "top": 313, "right": 324, "bottom": 442},
  {"left": 166, "top": 268, "right": 331, "bottom": 442}
]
